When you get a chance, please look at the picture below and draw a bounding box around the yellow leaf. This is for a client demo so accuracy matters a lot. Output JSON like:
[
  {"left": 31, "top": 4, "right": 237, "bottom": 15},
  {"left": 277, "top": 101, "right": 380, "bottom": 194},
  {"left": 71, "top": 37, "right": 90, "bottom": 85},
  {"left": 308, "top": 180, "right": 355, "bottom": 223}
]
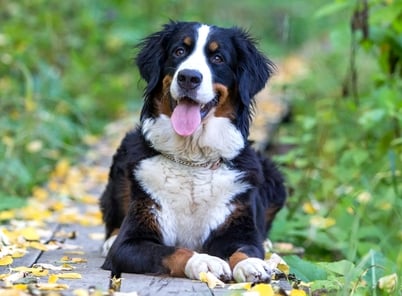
[
  {"left": 228, "top": 282, "right": 252, "bottom": 290},
  {"left": 0, "top": 255, "right": 13, "bottom": 266},
  {"left": 80, "top": 195, "right": 98, "bottom": 204},
  {"left": 277, "top": 263, "right": 290, "bottom": 275},
  {"left": 36, "top": 283, "right": 69, "bottom": 291},
  {"left": 250, "top": 283, "right": 274, "bottom": 296},
  {"left": 31, "top": 268, "right": 49, "bottom": 277},
  {"left": 0, "top": 274, "right": 8, "bottom": 280},
  {"left": 110, "top": 276, "right": 122, "bottom": 292},
  {"left": 57, "top": 272, "right": 82, "bottom": 279},
  {"left": 199, "top": 271, "right": 225, "bottom": 289},
  {"left": 11, "top": 250, "right": 26, "bottom": 258},
  {"left": 310, "top": 216, "right": 336, "bottom": 229},
  {"left": 302, "top": 201, "right": 318, "bottom": 214},
  {"left": 21, "top": 227, "right": 40, "bottom": 241},
  {"left": 48, "top": 274, "right": 59, "bottom": 284},
  {"left": 71, "top": 257, "right": 87, "bottom": 263},
  {"left": 12, "top": 283, "right": 28, "bottom": 291},
  {"left": 31, "top": 186, "right": 48, "bottom": 201},
  {"left": 290, "top": 289, "right": 307, "bottom": 296},
  {"left": 53, "top": 159, "right": 70, "bottom": 178},
  {"left": 0, "top": 210, "right": 15, "bottom": 221},
  {"left": 29, "top": 241, "right": 48, "bottom": 251},
  {"left": 378, "top": 273, "right": 397, "bottom": 293}
]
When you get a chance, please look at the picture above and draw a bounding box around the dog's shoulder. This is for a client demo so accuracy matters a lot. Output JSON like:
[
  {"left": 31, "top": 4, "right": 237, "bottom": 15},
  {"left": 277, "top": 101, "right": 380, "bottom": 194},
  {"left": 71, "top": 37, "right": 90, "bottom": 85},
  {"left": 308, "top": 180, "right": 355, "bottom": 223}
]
[{"left": 109, "top": 126, "right": 158, "bottom": 174}]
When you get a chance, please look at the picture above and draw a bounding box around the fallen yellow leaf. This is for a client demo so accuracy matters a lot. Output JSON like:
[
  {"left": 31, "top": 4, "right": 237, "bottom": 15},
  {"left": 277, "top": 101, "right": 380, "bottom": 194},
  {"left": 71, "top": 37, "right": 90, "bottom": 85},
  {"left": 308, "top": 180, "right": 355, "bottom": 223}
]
[
  {"left": 31, "top": 186, "right": 49, "bottom": 201},
  {"left": 290, "top": 289, "right": 307, "bottom": 296},
  {"left": 110, "top": 276, "right": 122, "bottom": 292},
  {"left": 0, "top": 255, "right": 13, "bottom": 266},
  {"left": 48, "top": 274, "right": 59, "bottom": 284},
  {"left": 13, "top": 283, "right": 29, "bottom": 291},
  {"left": 57, "top": 272, "right": 82, "bottom": 279},
  {"left": 28, "top": 241, "right": 49, "bottom": 251},
  {"left": 199, "top": 271, "right": 225, "bottom": 289},
  {"left": 21, "top": 227, "right": 40, "bottom": 241},
  {"left": 227, "top": 282, "right": 252, "bottom": 290},
  {"left": 31, "top": 268, "right": 49, "bottom": 277},
  {"left": 11, "top": 250, "right": 26, "bottom": 258},
  {"left": 53, "top": 159, "right": 70, "bottom": 178},
  {"left": 250, "top": 283, "right": 274, "bottom": 296},
  {"left": 36, "top": 283, "right": 69, "bottom": 291},
  {"left": 71, "top": 257, "right": 87, "bottom": 263},
  {"left": 0, "top": 210, "right": 15, "bottom": 221},
  {"left": 277, "top": 263, "right": 290, "bottom": 275}
]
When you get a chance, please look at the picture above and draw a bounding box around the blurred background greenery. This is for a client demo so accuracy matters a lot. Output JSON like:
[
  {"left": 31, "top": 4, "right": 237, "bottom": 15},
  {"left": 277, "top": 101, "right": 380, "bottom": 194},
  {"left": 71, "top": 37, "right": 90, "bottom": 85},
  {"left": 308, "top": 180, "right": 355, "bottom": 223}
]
[{"left": 1, "top": 0, "right": 401, "bottom": 292}]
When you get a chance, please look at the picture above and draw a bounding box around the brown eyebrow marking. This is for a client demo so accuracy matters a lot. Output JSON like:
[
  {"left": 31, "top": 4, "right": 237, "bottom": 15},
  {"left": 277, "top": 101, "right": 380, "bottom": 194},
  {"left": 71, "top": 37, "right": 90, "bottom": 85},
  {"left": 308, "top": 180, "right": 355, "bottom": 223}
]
[
  {"left": 209, "top": 41, "right": 219, "bottom": 52},
  {"left": 183, "top": 36, "right": 192, "bottom": 46}
]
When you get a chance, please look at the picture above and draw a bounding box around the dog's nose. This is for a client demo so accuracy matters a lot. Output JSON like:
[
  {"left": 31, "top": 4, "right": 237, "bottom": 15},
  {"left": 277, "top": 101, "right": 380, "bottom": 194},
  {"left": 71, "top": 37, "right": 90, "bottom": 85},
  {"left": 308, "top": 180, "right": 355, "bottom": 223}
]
[{"left": 177, "top": 69, "right": 203, "bottom": 90}]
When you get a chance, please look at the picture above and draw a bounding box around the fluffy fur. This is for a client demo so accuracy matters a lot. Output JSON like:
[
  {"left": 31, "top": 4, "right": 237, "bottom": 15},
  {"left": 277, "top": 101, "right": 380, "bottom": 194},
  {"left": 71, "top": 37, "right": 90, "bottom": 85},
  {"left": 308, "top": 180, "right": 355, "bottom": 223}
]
[{"left": 100, "top": 21, "right": 286, "bottom": 283}]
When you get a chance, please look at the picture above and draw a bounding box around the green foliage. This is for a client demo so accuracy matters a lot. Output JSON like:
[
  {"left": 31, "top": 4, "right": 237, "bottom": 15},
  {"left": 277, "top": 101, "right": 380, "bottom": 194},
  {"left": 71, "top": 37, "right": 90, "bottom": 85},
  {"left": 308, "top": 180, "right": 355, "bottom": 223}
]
[
  {"left": 271, "top": 0, "right": 402, "bottom": 293},
  {"left": 286, "top": 250, "right": 399, "bottom": 295}
]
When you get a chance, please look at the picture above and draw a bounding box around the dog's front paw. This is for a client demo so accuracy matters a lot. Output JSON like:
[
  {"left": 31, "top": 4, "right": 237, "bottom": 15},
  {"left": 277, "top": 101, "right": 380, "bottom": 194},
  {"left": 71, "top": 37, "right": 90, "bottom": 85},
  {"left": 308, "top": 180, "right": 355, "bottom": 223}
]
[
  {"left": 184, "top": 253, "right": 231, "bottom": 282},
  {"left": 232, "top": 257, "right": 272, "bottom": 283}
]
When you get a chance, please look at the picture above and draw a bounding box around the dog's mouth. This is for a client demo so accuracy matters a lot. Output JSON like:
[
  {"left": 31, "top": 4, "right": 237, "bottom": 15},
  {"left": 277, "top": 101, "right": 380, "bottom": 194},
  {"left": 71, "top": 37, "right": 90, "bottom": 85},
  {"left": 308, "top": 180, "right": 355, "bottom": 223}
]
[{"left": 170, "top": 95, "right": 219, "bottom": 137}]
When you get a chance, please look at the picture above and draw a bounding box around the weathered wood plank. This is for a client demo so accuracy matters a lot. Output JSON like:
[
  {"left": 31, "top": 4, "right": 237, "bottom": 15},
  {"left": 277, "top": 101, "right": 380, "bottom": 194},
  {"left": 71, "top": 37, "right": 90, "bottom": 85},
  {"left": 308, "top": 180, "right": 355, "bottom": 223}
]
[{"left": 120, "top": 274, "right": 214, "bottom": 296}]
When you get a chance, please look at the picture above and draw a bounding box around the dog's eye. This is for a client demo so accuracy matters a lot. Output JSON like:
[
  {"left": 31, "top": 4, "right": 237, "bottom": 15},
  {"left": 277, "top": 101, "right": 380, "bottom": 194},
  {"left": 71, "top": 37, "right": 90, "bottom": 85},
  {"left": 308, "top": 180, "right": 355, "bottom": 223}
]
[
  {"left": 211, "top": 54, "right": 224, "bottom": 64},
  {"left": 174, "top": 47, "right": 186, "bottom": 57}
]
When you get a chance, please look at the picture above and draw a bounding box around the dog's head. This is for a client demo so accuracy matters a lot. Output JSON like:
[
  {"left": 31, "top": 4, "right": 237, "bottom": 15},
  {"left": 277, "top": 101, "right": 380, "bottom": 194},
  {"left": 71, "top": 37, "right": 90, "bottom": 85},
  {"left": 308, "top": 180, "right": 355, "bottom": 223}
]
[{"left": 136, "top": 21, "right": 274, "bottom": 160}]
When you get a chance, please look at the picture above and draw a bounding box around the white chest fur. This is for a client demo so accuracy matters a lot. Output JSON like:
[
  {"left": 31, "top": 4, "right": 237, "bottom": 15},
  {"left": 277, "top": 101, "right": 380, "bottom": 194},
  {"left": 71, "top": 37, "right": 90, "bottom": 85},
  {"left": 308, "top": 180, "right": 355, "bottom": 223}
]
[{"left": 135, "top": 155, "right": 250, "bottom": 250}]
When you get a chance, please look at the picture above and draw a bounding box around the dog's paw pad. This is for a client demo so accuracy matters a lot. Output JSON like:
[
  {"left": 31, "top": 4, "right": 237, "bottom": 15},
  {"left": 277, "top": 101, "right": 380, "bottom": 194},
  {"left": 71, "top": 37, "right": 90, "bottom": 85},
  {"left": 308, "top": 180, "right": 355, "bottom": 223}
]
[
  {"left": 185, "top": 253, "right": 232, "bottom": 282},
  {"left": 101, "top": 234, "right": 117, "bottom": 257},
  {"left": 233, "top": 257, "right": 272, "bottom": 283}
]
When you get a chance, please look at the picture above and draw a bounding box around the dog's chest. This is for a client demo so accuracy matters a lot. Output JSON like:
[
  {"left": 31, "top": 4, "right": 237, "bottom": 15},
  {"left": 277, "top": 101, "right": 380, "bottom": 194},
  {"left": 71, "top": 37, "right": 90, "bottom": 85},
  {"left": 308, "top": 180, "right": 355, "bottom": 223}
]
[{"left": 135, "top": 155, "right": 250, "bottom": 250}]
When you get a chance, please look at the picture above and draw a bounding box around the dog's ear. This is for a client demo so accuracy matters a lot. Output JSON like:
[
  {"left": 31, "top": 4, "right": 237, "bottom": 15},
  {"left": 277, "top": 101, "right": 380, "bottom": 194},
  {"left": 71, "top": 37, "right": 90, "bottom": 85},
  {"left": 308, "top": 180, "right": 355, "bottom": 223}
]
[
  {"left": 232, "top": 28, "right": 276, "bottom": 138},
  {"left": 136, "top": 21, "right": 178, "bottom": 119}
]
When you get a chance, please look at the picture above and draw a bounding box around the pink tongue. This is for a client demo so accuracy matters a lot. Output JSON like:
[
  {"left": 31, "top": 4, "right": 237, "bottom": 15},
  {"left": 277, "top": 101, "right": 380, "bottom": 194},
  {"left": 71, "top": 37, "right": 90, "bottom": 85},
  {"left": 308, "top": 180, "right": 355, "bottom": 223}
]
[{"left": 171, "top": 100, "right": 201, "bottom": 136}]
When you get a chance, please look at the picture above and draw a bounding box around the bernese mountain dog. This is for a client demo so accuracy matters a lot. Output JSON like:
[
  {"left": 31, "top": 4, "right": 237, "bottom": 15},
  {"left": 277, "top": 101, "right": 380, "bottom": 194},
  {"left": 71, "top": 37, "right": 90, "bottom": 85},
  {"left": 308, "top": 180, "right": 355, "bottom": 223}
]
[{"left": 100, "top": 21, "right": 287, "bottom": 283}]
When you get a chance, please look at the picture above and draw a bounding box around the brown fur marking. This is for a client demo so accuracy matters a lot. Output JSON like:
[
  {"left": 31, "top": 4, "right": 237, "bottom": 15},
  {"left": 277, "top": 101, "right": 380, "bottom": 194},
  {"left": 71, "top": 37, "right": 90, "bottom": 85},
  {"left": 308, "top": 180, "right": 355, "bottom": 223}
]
[
  {"left": 162, "top": 248, "right": 194, "bottom": 277},
  {"left": 229, "top": 251, "right": 249, "bottom": 270},
  {"left": 214, "top": 83, "right": 235, "bottom": 119},
  {"left": 209, "top": 41, "right": 219, "bottom": 52},
  {"left": 157, "top": 75, "right": 174, "bottom": 116},
  {"left": 183, "top": 36, "right": 192, "bottom": 47}
]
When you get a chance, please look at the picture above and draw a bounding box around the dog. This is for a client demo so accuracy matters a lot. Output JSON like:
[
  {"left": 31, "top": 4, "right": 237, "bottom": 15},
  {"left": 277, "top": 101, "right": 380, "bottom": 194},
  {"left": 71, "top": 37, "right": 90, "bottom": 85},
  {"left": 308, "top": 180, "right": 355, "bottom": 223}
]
[{"left": 100, "top": 21, "right": 286, "bottom": 283}]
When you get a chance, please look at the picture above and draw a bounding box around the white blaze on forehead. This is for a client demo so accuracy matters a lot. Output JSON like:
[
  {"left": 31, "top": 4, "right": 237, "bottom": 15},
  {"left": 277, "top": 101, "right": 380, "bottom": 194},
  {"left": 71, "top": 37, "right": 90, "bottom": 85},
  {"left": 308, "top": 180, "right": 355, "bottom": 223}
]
[{"left": 170, "top": 25, "right": 215, "bottom": 104}]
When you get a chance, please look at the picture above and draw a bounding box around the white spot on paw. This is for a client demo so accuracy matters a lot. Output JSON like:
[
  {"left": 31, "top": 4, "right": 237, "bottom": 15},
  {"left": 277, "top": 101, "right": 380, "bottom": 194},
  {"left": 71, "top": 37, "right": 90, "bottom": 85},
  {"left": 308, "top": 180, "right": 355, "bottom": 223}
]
[
  {"left": 101, "top": 234, "right": 117, "bottom": 257},
  {"left": 233, "top": 257, "right": 272, "bottom": 283},
  {"left": 184, "top": 253, "right": 232, "bottom": 282}
]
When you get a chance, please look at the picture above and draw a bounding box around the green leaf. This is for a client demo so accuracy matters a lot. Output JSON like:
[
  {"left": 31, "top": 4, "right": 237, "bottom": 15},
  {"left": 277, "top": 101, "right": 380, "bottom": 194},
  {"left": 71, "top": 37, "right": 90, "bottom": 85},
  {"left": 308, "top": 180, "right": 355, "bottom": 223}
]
[
  {"left": 284, "top": 255, "right": 328, "bottom": 282},
  {"left": 317, "top": 260, "right": 355, "bottom": 276},
  {"left": 314, "top": 1, "right": 353, "bottom": 19},
  {"left": 0, "top": 195, "right": 26, "bottom": 211}
]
